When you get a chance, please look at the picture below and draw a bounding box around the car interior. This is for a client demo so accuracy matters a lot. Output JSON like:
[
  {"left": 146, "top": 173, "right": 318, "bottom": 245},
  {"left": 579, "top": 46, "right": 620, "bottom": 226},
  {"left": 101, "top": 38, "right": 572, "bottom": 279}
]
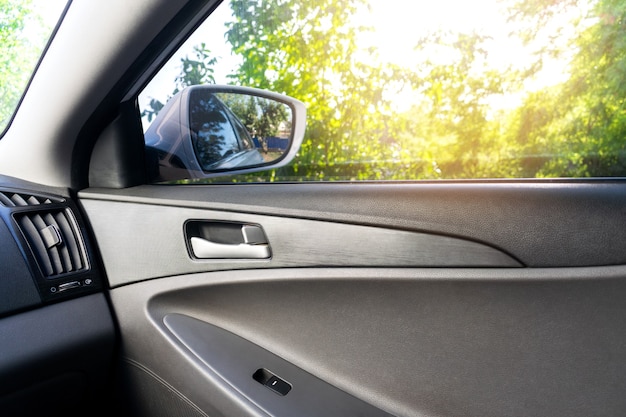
[{"left": 1, "top": 1, "right": 626, "bottom": 417}]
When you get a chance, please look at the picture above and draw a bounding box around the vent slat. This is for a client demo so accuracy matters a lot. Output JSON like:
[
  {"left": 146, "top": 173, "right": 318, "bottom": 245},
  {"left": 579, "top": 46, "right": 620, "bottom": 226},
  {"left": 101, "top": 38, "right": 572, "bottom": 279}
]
[
  {"left": 0, "top": 193, "right": 14, "bottom": 206},
  {"left": 62, "top": 211, "right": 83, "bottom": 271},
  {"left": 18, "top": 215, "right": 54, "bottom": 276},
  {"left": 0, "top": 191, "right": 62, "bottom": 207},
  {"left": 53, "top": 211, "right": 78, "bottom": 272},
  {"left": 42, "top": 213, "right": 65, "bottom": 275},
  {"left": 11, "top": 194, "right": 28, "bottom": 206},
  {"left": 48, "top": 246, "right": 64, "bottom": 275},
  {"left": 16, "top": 208, "right": 87, "bottom": 278}
]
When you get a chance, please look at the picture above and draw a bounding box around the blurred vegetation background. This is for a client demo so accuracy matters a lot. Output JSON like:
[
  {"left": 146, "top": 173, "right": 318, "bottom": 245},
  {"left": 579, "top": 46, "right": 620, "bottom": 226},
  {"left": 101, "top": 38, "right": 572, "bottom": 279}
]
[
  {"left": 0, "top": 0, "right": 43, "bottom": 129},
  {"left": 220, "top": 0, "right": 626, "bottom": 180},
  {"left": 4, "top": 0, "right": 626, "bottom": 180}
]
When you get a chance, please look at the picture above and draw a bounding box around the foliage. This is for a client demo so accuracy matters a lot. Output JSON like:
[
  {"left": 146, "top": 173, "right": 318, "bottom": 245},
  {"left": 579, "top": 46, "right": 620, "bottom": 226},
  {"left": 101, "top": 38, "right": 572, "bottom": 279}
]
[
  {"left": 5, "top": 0, "right": 626, "bottom": 180},
  {"left": 142, "top": 44, "right": 217, "bottom": 122},
  {"left": 504, "top": 0, "right": 626, "bottom": 176},
  {"left": 225, "top": 0, "right": 401, "bottom": 180},
  {"left": 0, "top": 0, "right": 37, "bottom": 128},
  {"left": 218, "top": 93, "right": 289, "bottom": 142},
  {"left": 393, "top": 32, "right": 521, "bottom": 178},
  {"left": 159, "top": 0, "right": 626, "bottom": 181}
]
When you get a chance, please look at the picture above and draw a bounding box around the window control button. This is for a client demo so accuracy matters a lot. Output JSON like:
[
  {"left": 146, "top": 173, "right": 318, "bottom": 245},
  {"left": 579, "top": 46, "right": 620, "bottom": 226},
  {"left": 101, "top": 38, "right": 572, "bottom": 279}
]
[{"left": 265, "top": 375, "right": 292, "bottom": 396}]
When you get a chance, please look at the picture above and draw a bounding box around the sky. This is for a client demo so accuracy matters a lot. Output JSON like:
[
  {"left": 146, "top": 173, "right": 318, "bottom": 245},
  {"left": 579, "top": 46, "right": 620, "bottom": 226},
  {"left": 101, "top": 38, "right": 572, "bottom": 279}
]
[
  {"left": 26, "top": 0, "right": 67, "bottom": 41},
  {"left": 139, "top": 4, "right": 237, "bottom": 113},
  {"left": 39, "top": 0, "right": 67, "bottom": 23}
]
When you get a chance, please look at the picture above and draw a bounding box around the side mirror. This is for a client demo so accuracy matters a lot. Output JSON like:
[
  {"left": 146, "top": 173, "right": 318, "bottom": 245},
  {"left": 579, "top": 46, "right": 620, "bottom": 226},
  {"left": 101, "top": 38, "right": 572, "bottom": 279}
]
[{"left": 145, "top": 85, "right": 306, "bottom": 181}]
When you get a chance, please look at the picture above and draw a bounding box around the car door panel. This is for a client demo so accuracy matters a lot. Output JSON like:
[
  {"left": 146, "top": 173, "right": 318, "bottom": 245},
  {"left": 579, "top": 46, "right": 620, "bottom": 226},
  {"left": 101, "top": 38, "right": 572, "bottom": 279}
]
[
  {"left": 78, "top": 195, "right": 520, "bottom": 287},
  {"left": 162, "top": 312, "right": 395, "bottom": 417},
  {"left": 107, "top": 267, "right": 626, "bottom": 417},
  {"left": 78, "top": 181, "right": 626, "bottom": 417},
  {"left": 81, "top": 181, "right": 626, "bottom": 267}
]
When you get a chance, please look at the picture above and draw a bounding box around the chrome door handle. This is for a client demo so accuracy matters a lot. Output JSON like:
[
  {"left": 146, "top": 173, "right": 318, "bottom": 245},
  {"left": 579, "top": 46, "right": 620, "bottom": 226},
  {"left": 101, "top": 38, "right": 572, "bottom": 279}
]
[{"left": 189, "top": 237, "right": 271, "bottom": 259}]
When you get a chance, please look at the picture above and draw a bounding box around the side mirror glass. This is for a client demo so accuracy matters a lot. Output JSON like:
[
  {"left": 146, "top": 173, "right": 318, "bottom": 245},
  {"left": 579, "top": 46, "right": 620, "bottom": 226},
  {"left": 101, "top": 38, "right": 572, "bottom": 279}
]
[{"left": 145, "top": 85, "right": 306, "bottom": 181}]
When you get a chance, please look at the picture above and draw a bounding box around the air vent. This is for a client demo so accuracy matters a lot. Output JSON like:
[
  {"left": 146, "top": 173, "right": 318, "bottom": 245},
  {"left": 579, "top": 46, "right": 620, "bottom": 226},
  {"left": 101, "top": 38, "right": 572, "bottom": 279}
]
[
  {"left": 15, "top": 209, "right": 88, "bottom": 278},
  {"left": 0, "top": 191, "right": 62, "bottom": 207}
]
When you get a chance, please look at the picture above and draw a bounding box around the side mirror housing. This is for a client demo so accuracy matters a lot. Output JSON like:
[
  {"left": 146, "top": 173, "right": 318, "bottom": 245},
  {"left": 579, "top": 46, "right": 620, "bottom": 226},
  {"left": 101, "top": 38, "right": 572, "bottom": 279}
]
[{"left": 144, "top": 85, "right": 306, "bottom": 181}]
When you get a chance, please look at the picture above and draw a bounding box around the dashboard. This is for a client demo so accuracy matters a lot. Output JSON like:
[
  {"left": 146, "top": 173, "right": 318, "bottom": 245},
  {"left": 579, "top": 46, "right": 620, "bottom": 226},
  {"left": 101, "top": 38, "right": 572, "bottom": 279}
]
[{"left": 0, "top": 178, "right": 114, "bottom": 417}]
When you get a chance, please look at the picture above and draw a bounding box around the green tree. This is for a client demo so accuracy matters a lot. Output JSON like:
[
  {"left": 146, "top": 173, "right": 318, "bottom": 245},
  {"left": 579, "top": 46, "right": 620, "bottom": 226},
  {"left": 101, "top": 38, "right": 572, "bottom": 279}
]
[
  {"left": 173, "top": 43, "right": 217, "bottom": 93},
  {"left": 0, "top": 0, "right": 37, "bottom": 128},
  {"left": 142, "top": 44, "right": 218, "bottom": 122},
  {"left": 397, "top": 32, "right": 519, "bottom": 178},
  {"left": 218, "top": 93, "right": 289, "bottom": 151},
  {"left": 226, "top": 0, "right": 399, "bottom": 180},
  {"left": 159, "top": 0, "right": 626, "bottom": 182},
  {"left": 505, "top": 0, "right": 626, "bottom": 177}
]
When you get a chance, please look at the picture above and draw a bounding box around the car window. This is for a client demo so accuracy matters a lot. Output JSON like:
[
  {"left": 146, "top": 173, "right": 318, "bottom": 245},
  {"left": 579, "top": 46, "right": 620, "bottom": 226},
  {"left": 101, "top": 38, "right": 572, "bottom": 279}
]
[
  {"left": 140, "top": 0, "right": 620, "bottom": 182},
  {"left": 0, "top": 0, "right": 67, "bottom": 135},
  {"left": 230, "top": 113, "right": 254, "bottom": 151}
]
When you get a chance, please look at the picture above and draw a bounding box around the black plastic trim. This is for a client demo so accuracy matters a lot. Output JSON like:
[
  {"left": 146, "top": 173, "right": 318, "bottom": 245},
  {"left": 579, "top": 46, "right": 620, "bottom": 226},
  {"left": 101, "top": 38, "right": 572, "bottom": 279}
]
[
  {"left": 0, "top": 186, "right": 103, "bottom": 308},
  {"left": 0, "top": 294, "right": 116, "bottom": 415}
]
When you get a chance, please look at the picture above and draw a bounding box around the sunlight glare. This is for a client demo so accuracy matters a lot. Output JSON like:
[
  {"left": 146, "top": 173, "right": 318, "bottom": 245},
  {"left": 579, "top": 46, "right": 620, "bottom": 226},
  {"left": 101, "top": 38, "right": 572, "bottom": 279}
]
[{"left": 355, "top": 0, "right": 579, "bottom": 112}]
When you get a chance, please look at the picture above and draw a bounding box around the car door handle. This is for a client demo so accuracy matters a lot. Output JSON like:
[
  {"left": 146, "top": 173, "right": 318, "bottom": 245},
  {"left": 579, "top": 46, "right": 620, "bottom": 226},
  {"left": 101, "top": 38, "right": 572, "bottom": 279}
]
[
  {"left": 186, "top": 222, "right": 271, "bottom": 259},
  {"left": 189, "top": 237, "right": 271, "bottom": 259}
]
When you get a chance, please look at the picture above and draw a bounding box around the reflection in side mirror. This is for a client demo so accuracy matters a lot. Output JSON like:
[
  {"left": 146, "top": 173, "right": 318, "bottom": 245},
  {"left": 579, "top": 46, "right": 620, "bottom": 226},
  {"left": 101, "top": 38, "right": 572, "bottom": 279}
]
[
  {"left": 192, "top": 92, "right": 292, "bottom": 170},
  {"left": 144, "top": 85, "right": 306, "bottom": 182}
]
